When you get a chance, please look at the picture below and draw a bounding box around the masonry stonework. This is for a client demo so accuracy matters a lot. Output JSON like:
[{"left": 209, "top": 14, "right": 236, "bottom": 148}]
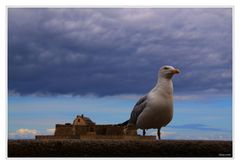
[{"left": 35, "top": 114, "right": 155, "bottom": 140}]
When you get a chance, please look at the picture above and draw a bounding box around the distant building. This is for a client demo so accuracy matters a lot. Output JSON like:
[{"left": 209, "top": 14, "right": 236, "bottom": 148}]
[
  {"left": 36, "top": 114, "right": 155, "bottom": 140},
  {"left": 73, "top": 114, "right": 95, "bottom": 126}
]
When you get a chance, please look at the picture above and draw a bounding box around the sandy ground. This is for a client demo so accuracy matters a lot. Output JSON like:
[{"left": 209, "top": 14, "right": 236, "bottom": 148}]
[{"left": 8, "top": 139, "right": 232, "bottom": 157}]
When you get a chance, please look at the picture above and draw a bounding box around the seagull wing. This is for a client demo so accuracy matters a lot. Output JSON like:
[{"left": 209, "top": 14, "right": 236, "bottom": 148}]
[{"left": 128, "top": 95, "right": 148, "bottom": 125}]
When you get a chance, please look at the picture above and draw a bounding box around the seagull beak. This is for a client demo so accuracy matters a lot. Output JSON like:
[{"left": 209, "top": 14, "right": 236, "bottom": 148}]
[{"left": 172, "top": 68, "right": 180, "bottom": 74}]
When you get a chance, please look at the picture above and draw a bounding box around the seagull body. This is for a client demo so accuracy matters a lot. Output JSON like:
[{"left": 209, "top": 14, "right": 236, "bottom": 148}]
[
  {"left": 136, "top": 79, "right": 173, "bottom": 129},
  {"left": 126, "top": 65, "right": 180, "bottom": 139}
]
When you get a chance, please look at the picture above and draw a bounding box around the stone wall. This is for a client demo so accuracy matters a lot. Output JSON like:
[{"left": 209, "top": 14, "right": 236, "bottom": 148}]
[
  {"left": 9, "top": 140, "right": 232, "bottom": 157},
  {"left": 95, "top": 125, "right": 124, "bottom": 135},
  {"left": 74, "top": 125, "right": 94, "bottom": 136},
  {"left": 54, "top": 124, "right": 74, "bottom": 136},
  {"left": 37, "top": 123, "right": 129, "bottom": 140},
  {"left": 35, "top": 135, "right": 56, "bottom": 140},
  {"left": 54, "top": 124, "right": 125, "bottom": 137},
  {"left": 36, "top": 135, "right": 74, "bottom": 140}
]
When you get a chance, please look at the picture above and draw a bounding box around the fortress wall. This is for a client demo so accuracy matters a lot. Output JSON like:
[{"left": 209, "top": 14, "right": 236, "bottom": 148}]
[
  {"left": 80, "top": 135, "right": 124, "bottom": 140},
  {"left": 106, "top": 126, "right": 124, "bottom": 135},
  {"left": 35, "top": 135, "right": 155, "bottom": 140},
  {"left": 35, "top": 135, "right": 75, "bottom": 140},
  {"left": 35, "top": 115, "right": 156, "bottom": 140},
  {"left": 95, "top": 125, "right": 107, "bottom": 135},
  {"left": 74, "top": 125, "right": 91, "bottom": 135},
  {"left": 55, "top": 124, "right": 73, "bottom": 136},
  {"left": 35, "top": 135, "right": 56, "bottom": 140},
  {"left": 79, "top": 135, "right": 156, "bottom": 140},
  {"left": 95, "top": 125, "right": 124, "bottom": 135},
  {"left": 45, "top": 123, "right": 127, "bottom": 139}
]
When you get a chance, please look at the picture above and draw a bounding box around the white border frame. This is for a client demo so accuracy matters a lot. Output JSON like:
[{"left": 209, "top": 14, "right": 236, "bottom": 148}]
[{"left": 1, "top": 0, "right": 239, "bottom": 163}]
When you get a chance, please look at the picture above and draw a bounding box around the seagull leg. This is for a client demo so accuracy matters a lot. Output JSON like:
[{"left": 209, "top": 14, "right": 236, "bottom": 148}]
[
  {"left": 143, "top": 129, "right": 146, "bottom": 136},
  {"left": 157, "top": 128, "right": 161, "bottom": 140}
]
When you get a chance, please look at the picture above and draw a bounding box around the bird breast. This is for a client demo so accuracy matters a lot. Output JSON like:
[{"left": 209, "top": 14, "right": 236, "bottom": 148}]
[{"left": 136, "top": 93, "right": 173, "bottom": 129}]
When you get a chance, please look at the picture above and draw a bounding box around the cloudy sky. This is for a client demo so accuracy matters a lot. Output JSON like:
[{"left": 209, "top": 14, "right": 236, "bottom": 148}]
[{"left": 8, "top": 8, "right": 232, "bottom": 140}]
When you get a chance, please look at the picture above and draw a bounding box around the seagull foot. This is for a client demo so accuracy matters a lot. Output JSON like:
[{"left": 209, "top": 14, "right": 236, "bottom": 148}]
[{"left": 157, "top": 128, "right": 161, "bottom": 140}]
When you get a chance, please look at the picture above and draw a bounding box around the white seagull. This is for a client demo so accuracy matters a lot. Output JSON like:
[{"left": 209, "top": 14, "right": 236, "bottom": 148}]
[{"left": 126, "top": 65, "right": 180, "bottom": 140}]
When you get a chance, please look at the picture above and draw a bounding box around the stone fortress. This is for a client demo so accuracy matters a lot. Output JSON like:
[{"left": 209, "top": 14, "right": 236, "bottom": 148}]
[{"left": 36, "top": 114, "right": 155, "bottom": 140}]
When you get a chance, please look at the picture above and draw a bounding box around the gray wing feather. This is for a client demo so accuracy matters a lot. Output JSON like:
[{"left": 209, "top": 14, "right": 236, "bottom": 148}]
[{"left": 128, "top": 95, "right": 148, "bottom": 125}]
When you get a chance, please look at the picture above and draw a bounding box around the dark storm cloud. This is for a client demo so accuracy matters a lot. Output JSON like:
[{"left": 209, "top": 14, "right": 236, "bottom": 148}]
[{"left": 8, "top": 8, "right": 232, "bottom": 96}]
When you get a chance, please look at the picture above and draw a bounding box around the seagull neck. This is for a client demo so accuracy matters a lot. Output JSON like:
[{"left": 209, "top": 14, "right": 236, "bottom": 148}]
[{"left": 155, "top": 77, "right": 173, "bottom": 95}]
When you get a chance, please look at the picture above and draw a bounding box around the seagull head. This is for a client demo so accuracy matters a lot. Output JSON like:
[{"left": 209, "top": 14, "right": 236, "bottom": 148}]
[{"left": 159, "top": 65, "right": 180, "bottom": 79}]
